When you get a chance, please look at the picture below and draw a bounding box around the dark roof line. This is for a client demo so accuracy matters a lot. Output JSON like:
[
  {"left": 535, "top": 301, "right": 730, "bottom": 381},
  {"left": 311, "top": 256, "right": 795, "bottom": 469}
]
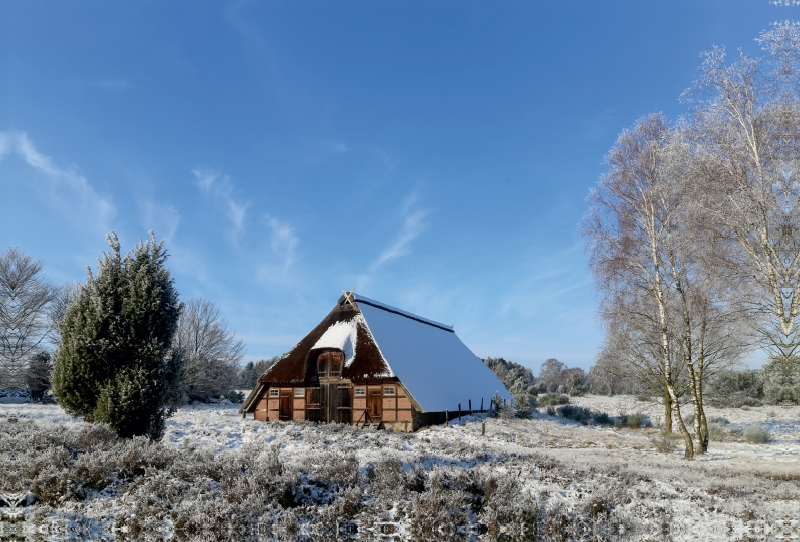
[{"left": 355, "top": 297, "right": 455, "bottom": 333}]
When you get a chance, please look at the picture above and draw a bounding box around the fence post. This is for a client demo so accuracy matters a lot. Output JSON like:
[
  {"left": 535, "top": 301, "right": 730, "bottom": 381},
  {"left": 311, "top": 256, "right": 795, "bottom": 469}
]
[
  {"left": 482, "top": 421, "right": 485, "bottom": 436},
  {"left": 458, "top": 403, "right": 461, "bottom": 420},
  {"left": 469, "top": 399, "right": 472, "bottom": 415},
  {"left": 445, "top": 410, "right": 449, "bottom": 427}
]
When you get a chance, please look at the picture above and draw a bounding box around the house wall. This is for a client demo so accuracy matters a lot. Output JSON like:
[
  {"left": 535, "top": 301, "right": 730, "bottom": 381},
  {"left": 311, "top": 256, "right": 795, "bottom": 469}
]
[{"left": 256, "top": 381, "right": 415, "bottom": 431}]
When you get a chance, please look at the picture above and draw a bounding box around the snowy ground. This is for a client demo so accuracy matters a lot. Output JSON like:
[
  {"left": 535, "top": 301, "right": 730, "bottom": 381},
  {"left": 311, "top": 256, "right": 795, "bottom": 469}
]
[{"left": 2, "top": 395, "right": 799, "bottom": 540}]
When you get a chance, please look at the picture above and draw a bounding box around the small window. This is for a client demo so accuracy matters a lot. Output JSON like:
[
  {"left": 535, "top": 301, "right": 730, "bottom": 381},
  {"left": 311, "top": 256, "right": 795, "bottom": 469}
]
[
  {"left": 384, "top": 386, "right": 395, "bottom": 395},
  {"left": 294, "top": 388, "right": 304, "bottom": 397},
  {"left": 269, "top": 389, "right": 279, "bottom": 397},
  {"left": 355, "top": 388, "right": 366, "bottom": 396}
]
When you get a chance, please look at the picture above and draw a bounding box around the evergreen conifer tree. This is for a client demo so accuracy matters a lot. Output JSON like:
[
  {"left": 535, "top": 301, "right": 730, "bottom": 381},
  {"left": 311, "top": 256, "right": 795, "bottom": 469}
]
[{"left": 53, "top": 232, "right": 182, "bottom": 439}]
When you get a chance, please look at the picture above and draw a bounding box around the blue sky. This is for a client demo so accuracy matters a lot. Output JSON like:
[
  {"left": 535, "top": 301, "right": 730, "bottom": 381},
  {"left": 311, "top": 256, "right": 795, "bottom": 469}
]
[{"left": 0, "top": 1, "right": 784, "bottom": 373}]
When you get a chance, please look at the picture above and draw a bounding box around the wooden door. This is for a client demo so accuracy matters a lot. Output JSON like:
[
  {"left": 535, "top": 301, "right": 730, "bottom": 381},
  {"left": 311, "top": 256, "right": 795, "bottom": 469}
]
[
  {"left": 368, "top": 390, "right": 382, "bottom": 422},
  {"left": 320, "top": 382, "right": 336, "bottom": 422},
  {"left": 336, "top": 383, "right": 352, "bottom": 424},
  {"left": 279, "top": 390, "right": 292, "bottom": 421},
  {"left": 316, "top": 350, "right": 350, "bottom": 423},
  {"left": 305, "top": 387, "right": 321, "bottom": 422}
]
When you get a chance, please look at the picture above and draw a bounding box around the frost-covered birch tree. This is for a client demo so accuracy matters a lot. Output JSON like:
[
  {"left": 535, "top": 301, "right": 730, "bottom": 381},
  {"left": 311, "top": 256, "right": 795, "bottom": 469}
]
[
  {"left": 683, "top": 22, "right": 800, "bottom": 402},
  {"left": 173, "top": 298, "right": 244, "bottom": 402},
  {"left": 0, "top": 248, "right": 55, "bottom": 394},
  {"left": 586, "top": 113, "right": 697, "bottom": 457}
]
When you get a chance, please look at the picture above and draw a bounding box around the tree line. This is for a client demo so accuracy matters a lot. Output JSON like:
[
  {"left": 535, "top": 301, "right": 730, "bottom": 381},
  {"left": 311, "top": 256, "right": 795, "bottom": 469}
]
[
  {"left": 0, "top": 233, "right": 275, "bottom": 438},
  {"left": 584, "top": 22, "right": 800, "bottom": 459}
]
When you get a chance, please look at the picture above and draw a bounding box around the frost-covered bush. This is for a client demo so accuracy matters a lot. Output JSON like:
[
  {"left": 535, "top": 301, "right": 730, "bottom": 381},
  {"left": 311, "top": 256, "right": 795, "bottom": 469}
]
[
  {"left": 707, "top": 422, "right": 730, "bottom": 441},
  {"left": 743, "top": 424, "right": 771, "bottom": 444},
  {"left": 614, "top": 413, "right": 649, "bottom": 429},
  {"left": 538, "top": 393, "right": 569, "bottom": 407},
  {"left": 650, "top": 429, "right": 678, "bottom": 453},
  {"left": 566, "top": 371, "right": 587, "bottom": 396},
  {"left": 549, "top": 404, "right": 611, "bottom": 426},
  {"left": 625, "top": 412, "right": 648, "bottom": 428},
  {"left": 53, "top": 233, "right": 182, "bottom": 440},
  {"left": 512, "top": 395, "right": 537, "bottom": 420},
  {"left": 706, "top": 368, "right": 764, "bottom": 408},
  {"left": 3, "top": 402, "right": 793, "bottom": 539}
]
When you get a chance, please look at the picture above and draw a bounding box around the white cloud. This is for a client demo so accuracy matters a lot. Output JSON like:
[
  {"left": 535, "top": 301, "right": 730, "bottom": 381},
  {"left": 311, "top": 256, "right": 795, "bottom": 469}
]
[
  {"left": 0, "top": 131, "right": 116, "bottom": 231},
  {"left": 264, "top": 214, "right": 298, "bottom": 270},
  {"left": 372, "top": 187, "right": 429, "bottom": 269},
  {"left": 373, "top": 210, "right": 429, "bottom": 268},
  {"left": 141, "top": 201, "right": 181, "bottom": 241},
  {"left": 193, "top": 169, "right": 250, "bottom": 235}
]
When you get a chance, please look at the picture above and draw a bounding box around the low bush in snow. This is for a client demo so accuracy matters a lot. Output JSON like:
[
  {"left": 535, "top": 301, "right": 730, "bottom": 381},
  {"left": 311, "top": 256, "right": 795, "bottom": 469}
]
[
  {"left": 614, "top": 412, "right": 649, "bottom": 429},
  {"left": 537, "top": 393, "right": 569, "bottom": 407},
  {"left": 743, "top": 424, "right": 772, "bottom": 444},
  {"left": 650, "top": 429, "right": 679, "bottom": 454},
  {"left": 545, "top": 404, "right": 612, "bottom": 426},
  {"left": 1, "top": 403, "right": 795, "bottom": 540}
]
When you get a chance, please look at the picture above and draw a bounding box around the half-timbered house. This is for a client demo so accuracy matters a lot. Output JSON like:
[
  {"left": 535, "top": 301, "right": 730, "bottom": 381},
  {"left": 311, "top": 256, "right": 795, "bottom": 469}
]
[{"left": 241, "top": 291, "right": 511, "bottom": 430}]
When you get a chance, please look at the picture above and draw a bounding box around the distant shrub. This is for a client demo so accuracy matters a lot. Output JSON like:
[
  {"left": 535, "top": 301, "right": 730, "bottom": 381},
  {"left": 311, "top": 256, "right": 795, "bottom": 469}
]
[
  {"left": 706, "top": 368, "right": 764, "bottom": 408},
  {"left": 514, "top": 396, "right": 536, "bottom": 419},
  {"left": 538, "top": 393, "right": 569, "bottom": 407},
  {"left": 629, "top": 413, "right": 648, "bottom": 428},
  {"left": 767, "top": 410, "right": 777, "bottom": 418},
  {"left": 547, "top": 404, "right": 611, "bottom": 426},
  {"left": 566, "top": 372, "right": 587, "bottom": 396},
  {"left": 635, "top": 395, "right": 651, "bottom": 402},
  {"left": 650, "top": 429, "right": 678, "bottom": 454},
  {"left": 224, "top": 390, "right": 244, "bottom": 403},
  {"left": 707, "top": 423, "right": 729, "bottom": 441},
  {"left": 592, "top": 411, "right": 611, "bottom": 425},
  {"left": 555, "top": 405, "right": 593, "bottom": 425},
  {"left": 743, "top": 424, "right": 771, "bottom": 444},
  {"left": 708, "top": 416, "right": 729, "bottom": 425},
  {"left": 614, "top": 413, "right": 649, "bottom": 429}
]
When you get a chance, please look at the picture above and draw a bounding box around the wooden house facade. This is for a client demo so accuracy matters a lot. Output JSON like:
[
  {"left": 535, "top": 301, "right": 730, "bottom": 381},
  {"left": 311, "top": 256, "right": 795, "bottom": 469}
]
[{"left": 241, "top": 292, "right": 511, "bottom": 431}]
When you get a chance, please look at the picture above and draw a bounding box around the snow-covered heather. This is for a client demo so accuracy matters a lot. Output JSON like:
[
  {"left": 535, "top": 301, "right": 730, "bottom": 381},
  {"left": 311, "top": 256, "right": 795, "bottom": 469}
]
[{"left": 1, "top": 396, "right": 799, "bottom": 541}]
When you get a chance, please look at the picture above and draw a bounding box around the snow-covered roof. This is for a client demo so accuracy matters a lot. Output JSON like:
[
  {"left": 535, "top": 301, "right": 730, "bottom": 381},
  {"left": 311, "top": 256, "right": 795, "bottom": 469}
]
[
  {"left": 355, "top": 294, "right": 511, "bottom": 412},
  {"left": 311, "top": 315, "right": 363, "bottom": 368}
]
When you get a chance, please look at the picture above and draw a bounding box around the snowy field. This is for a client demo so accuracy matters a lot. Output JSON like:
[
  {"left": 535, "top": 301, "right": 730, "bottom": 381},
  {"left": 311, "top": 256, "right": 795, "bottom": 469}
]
[{"left": 1, "top": 395, "right": 799, "bottom": 541}]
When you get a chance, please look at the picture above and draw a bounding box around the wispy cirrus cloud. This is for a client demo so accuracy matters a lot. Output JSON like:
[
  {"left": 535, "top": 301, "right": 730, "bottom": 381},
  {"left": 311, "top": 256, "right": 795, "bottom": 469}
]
[
  {"left": 264, "top": 214, "right": 298, "bottom": 270},
  {"left": 0, "top": 130, "right": 116, "bottom": 231},
  {"left": 193, "top": 169, "right": 250, "bottom": 235},
  {"left": 140, "top": 200, "right": 181, "bottom": 241},
  {"left": 371, "top": 188, "right": 429, "bottom": 269}
]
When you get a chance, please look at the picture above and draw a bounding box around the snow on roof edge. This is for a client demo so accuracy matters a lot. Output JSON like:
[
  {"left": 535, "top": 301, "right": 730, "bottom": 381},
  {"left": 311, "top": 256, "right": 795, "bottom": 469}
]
[{"left": 354, "top": 294, "right": 453, "bottom": 333}]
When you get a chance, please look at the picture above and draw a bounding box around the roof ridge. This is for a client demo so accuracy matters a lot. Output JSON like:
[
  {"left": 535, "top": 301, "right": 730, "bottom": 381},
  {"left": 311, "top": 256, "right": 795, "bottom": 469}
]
[{"left": 354, "top": 294, "right": 454, "bottom": 333}]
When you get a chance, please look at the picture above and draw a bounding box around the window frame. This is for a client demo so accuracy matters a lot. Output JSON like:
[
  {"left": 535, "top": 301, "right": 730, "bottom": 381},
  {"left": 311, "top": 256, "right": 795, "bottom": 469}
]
[
  {"left": 354, "top": 387, "right": 366, "bottom": 396},
  {"left": 384, "top": 386, "right": 395, "bottom": 396},
  {"left": 269, "top": 389, "right": 279, "bottom": 397}
]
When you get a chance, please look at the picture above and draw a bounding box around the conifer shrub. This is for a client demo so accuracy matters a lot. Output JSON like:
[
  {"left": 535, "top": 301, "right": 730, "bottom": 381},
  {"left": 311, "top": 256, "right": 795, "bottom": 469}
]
[{"left": 52, "top": 232, "right": 182, "bottom": 440}]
